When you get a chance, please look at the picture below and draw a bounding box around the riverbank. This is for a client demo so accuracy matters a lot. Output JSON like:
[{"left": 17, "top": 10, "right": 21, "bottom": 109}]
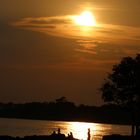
[{"left": 0, "top": 102, "right": 132, "bottom": 125}]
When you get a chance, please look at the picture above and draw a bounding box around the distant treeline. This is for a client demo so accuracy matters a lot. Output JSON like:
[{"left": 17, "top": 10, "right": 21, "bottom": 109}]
[{"left": 0, "top": 97, "right": 132, "bottom": 125}]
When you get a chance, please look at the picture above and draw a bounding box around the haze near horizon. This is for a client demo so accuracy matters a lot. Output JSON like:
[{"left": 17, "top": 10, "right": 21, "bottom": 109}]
[{"left": 0, "top": 0, "right": 140, "bottom": 105}]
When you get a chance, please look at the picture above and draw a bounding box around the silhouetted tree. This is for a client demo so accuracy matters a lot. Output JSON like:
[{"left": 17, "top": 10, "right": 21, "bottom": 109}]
[
  {"left": 55, "top": 96, "right": 67, "bottom": 103},
  {"left": 101, "top": 54, "right": 140, "bottom": 136}
]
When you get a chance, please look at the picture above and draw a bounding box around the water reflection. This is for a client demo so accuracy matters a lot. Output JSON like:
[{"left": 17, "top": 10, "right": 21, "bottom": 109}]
[
  {"left": 65, "top": 122, "right": 112, "bottom": 140},
  {"left": 55, "top": 121, "right": 112, "bottom": 140},
  {"left": 69, "top": 122, "right": 94, "bottom": 140},
  {"left": 0, "top": 118, "right": 131, "bottom": 140}
]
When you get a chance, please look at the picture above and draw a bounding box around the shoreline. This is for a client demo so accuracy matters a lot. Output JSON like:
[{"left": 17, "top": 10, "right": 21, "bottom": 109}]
[{"left": 0, "top": 116, "right": 131, "bottom": 126}]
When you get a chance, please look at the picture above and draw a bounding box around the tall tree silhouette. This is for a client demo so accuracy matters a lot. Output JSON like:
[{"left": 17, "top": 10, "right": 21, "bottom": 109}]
[{"left": 101, "top": 54, "right": 140, "bottom": 136}]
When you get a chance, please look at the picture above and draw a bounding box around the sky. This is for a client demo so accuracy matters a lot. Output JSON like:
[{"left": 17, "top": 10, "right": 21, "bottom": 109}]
[{"left": 0, "top": 0, "right": 140, "bottom": 106}]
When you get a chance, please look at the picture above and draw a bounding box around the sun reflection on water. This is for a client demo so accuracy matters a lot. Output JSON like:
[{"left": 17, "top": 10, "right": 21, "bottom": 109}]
[
  {"left": 66, "top": 122, "right": 99, "bottom": 140},
  {"left": 0, "top": 118, "right": 131, "bottom": 140},
  {"left": 49, "top": 121, "right": 131, "bottom": 140}
]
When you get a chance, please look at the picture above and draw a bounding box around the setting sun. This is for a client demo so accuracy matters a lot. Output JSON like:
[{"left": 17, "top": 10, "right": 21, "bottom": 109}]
[{"left": 73, "top": 11, "right": 96, "bottom": 27}]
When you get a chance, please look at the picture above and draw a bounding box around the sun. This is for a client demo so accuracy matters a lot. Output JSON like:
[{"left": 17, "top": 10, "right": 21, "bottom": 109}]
[{"left": 73, "top": 11, "right": 96, "bottom": 27}]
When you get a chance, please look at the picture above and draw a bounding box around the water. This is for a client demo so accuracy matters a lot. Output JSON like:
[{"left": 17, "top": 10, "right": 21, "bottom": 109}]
[{"left": 0, "top": 118, "right": 131, "bottom": 140}]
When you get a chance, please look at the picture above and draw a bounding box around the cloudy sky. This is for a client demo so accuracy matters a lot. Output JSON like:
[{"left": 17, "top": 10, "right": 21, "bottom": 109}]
[{"left": 0, "top": 0, "right": 140, "bottom": 105}]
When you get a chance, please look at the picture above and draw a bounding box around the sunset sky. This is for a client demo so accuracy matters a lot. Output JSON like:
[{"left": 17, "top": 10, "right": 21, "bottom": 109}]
[{"left": 0, "top": 0, "right": 140, "bottom": 105}]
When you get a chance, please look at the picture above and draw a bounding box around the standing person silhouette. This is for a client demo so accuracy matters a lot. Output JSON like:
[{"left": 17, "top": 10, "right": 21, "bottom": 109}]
[
  {"left": 58, "top": 128, "right": 61, "bottom": 134},
  {"left": 87, "top": 128, "right": 91, "bottom": 140}
]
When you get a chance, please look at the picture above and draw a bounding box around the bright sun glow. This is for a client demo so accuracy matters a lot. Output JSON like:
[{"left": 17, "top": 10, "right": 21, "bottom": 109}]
[
  {"left": 69, "top": 122, "right": 96, "bottom": 140},
  {"left": 73, "top": 11, "right": 96, "bottom": 27}
]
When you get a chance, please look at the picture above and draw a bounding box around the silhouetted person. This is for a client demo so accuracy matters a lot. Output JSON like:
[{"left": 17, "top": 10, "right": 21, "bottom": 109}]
[
  {"left": 51, "top": 131, "right": 57, "bottom": 139},
  {"left": 52, "top": 131, "right": 56, "bottom": 135},
  {"left": 87, "top": 128, "right": 91, "bottom": 140},
  {"left": 57, "top": 128, "right": 65, "bottom": 138},
  {"left": 68, "top": 132, "right": 73, "bottom": 140},
  {"left": 70, "top": 132, "right": 73, "bottom": 138},
  {"left": 58, "top": 128, "right": 61, "bottom": 134}
]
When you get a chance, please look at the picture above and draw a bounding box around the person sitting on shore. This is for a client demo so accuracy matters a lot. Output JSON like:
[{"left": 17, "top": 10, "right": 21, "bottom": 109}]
[
  {"left": 67, "top": 132, "right": 74, "bottom": 140},
  {"left": 52, "top": 131, "right": 56, "bottom": 135}
]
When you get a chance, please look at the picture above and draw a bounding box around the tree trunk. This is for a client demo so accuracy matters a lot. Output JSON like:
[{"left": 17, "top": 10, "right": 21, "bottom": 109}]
[
  {"left": 131, "top": 106, "right": 136, "bottom": 136},
  {"left": 131, "top": 123, "right": 135, "bottom": 136},
  {"left": 136, "top": 95, "right": 140, "bottom": 136},
  {"left": 136, "top": 124, "right": 139, "bottom": 135}
]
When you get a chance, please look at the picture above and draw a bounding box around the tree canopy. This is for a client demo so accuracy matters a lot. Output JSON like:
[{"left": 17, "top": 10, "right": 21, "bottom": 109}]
[
  {"left": 101, "top": 54, "right": 140, "bottom": 106},
  {"left": 101, "top": 54, "right": 140, "bottom": 135}
]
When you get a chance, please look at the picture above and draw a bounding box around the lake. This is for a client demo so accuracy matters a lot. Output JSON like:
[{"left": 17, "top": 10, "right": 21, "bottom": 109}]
[{"left": 0, "top": 118, "right": 131, "bottom": 140}]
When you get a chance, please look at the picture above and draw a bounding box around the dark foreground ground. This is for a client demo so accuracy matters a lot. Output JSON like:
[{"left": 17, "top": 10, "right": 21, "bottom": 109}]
[
  {"left": 0, "top": 134, "right": 79, "bottom": 140},
  {"left": 0, "top": 135, "right": 140, "bottom": 140},
  {"left": 102, "top": 134, "right": 140, "bottom": 140}
]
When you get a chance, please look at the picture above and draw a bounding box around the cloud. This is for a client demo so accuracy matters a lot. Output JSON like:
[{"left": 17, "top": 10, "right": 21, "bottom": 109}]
[
  {"left": 13, "top": 16, "right": 72, "bottom": 32},
  {"left": 14, "top": 16, "right": 72, "bottom": 26},
  {"left": 13, "top": 16, "right": 140, "bottom": 46},
  {"left": 10, "top": 15, "right": 140, "bottom": 63}
]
